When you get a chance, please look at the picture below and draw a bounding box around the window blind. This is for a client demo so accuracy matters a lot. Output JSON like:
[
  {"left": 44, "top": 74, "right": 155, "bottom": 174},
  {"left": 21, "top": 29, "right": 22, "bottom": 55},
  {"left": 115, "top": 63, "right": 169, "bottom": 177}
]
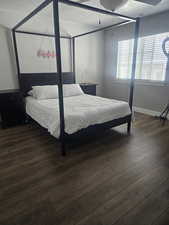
[{"left": 117, "top": 33, "right": 169, "bottom": 81}]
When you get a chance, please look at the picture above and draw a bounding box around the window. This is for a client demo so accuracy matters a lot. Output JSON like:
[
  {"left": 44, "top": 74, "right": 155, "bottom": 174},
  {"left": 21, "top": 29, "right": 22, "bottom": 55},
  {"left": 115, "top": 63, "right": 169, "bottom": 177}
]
[
  {"left": 117, "top": 33, "right": 169, "bottom": 82},
  {"left": 117, "top": 39, "right": 134, "bottom": 79}
]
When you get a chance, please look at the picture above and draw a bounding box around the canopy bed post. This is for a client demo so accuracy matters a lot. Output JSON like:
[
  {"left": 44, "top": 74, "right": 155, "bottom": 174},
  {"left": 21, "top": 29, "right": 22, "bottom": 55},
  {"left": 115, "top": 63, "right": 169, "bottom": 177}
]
[
  {"left": 53, "top": 0, "right": 66, "bottom": 156},
  {"left": 72, "top": 37, "right": 76, "bottom": 82},
  {"left": 12, "top": 30, "right": 21, "bottom": 88},
  {"left": 12, "top": 0, "right": 54, "bottom": 91},
  {"left": 128, "top": 17, "right": 140, "bottom": 133}
]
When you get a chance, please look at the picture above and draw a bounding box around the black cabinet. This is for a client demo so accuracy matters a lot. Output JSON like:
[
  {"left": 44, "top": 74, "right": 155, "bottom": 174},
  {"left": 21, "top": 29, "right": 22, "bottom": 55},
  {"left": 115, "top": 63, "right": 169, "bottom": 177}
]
[
  {"left": 0, "top": 90, "right": 25, "bottom": 128},
  {"left": 80, "top": 83, "right": 97, "bottom": 96}
]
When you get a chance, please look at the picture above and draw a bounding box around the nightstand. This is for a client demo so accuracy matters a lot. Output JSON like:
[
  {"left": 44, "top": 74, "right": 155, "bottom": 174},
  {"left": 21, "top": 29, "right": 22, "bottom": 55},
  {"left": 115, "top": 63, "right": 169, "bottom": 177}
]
[
  {"left": 80, "top": 83, "right": 97, "bottom": 96},
  {"left": 0, "top": 89, "right": 25, "bottom": 128}
]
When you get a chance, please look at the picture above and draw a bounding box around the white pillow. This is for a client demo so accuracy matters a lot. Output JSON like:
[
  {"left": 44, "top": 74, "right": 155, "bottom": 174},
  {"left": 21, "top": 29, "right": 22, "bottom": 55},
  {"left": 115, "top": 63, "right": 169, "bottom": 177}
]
[
  {"left": 32, "top": 85, "right": 58, "bottom": 100},
  {"left": 63, "top": 84, "right": 84, "bottom": 97}
]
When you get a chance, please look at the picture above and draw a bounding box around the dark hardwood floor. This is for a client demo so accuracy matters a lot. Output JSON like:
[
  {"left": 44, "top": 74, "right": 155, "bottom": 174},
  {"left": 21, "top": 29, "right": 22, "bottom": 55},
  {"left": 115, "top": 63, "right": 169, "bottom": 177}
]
[{"left": 0, "top": 113, "right": 169, "bottom": 225}]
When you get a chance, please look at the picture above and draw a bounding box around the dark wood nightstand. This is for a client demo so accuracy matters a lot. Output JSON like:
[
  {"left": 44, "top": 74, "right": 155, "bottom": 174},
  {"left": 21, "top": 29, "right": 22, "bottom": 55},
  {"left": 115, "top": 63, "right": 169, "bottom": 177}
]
[
  {"left": 80, "top": 83, "right": 97, "bottom": 96},
  {"left": 0, "top": 89, "right": 25, "bottom": 128}
]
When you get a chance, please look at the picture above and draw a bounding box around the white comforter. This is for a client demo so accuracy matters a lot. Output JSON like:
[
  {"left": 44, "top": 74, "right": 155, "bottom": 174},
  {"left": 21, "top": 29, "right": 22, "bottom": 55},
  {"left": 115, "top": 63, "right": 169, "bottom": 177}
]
[{"left": 26, "top": 94, "right": 131, "bottom": 138}]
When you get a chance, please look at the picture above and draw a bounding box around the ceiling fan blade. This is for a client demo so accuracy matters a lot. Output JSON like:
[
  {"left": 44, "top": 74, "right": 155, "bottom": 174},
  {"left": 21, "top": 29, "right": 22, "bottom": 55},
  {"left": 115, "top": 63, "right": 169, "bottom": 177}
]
[{"left": 134, "top": 0, "right": 162, "bottom": 6}]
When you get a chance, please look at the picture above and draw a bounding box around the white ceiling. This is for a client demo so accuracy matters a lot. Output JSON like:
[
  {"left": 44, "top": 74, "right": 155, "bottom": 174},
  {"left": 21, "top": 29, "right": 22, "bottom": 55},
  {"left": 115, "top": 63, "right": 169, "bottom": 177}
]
[
  {"left": 82, "top": 0, "right": 169, "bottom": 18},
  {"left": 0, "top": 0, "right": 169, "bottom": 35}
]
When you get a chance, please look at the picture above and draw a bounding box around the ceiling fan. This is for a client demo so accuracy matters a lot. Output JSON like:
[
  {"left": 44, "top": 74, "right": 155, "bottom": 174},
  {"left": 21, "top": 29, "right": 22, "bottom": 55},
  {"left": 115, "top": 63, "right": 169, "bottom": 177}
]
[{"left": 75, "top": 0, "right": 162, "bottom": 11}]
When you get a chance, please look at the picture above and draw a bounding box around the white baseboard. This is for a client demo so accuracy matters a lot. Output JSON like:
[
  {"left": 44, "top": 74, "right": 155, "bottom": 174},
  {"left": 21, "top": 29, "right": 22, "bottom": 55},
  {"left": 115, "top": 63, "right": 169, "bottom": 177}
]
[{"left": 133, "top": 106, "right": 169, "bottom": 120}]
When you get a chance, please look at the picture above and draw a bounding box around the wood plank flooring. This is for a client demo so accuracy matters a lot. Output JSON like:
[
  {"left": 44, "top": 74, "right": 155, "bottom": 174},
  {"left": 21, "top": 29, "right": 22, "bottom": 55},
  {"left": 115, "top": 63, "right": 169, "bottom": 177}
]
[{"left": 0, "top": 113, "right": 169, "bottom": 225}]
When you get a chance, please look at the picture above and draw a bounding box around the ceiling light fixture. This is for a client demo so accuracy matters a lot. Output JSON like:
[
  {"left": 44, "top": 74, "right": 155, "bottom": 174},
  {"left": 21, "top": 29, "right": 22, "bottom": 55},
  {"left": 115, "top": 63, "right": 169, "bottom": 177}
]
[{"left": 100, "top": 0, "right": 128, "bottom": 11}]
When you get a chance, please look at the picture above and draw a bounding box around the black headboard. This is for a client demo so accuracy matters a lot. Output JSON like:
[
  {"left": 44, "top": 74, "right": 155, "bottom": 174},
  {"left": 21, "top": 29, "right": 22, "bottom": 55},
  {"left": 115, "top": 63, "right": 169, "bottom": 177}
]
[{"left": 20, "top": 72, "right": 75, "bottom": 96}]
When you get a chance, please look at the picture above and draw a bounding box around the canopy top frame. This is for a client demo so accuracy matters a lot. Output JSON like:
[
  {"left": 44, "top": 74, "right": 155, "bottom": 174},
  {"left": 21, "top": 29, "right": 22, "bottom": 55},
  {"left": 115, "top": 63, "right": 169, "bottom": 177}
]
[{"left": 13, "top": 0, "right": 137, "bottom": 38}]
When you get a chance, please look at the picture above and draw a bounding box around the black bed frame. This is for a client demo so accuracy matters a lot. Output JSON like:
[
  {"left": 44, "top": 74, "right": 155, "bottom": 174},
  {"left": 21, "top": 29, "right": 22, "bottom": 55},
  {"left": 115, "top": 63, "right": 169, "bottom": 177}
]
[{"left": 12, "top": 0, "right": 140, "bottom": 156}]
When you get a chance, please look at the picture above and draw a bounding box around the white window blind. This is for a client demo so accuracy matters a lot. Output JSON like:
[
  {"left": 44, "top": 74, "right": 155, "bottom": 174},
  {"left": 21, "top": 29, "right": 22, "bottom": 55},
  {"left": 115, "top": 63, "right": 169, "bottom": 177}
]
[
  {"left": 117, "top": 39, "right": 134, "bottom": 79},
  {"left": 117, "top": 33, "right": 169, "bottom": 81}
]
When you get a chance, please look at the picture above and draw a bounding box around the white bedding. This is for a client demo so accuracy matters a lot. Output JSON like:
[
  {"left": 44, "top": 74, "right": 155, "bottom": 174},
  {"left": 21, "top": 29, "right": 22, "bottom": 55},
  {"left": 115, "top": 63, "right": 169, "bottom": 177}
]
[{"left": 26, "top": 94, "right": 131, "bottom": 138}]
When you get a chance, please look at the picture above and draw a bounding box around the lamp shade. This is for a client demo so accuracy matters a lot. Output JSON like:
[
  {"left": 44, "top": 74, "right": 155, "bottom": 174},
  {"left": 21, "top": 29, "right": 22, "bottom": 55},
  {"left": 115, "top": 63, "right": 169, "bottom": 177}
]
[{"left": 100, "top": 0, "right": 128, "bottom": 11}]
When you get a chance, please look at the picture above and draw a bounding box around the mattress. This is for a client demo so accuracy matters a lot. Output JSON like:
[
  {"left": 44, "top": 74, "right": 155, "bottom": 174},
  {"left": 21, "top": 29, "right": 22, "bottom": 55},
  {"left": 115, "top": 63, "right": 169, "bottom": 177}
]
[{"left": 26, "top": 94, "right": 131, "bottom": 138}]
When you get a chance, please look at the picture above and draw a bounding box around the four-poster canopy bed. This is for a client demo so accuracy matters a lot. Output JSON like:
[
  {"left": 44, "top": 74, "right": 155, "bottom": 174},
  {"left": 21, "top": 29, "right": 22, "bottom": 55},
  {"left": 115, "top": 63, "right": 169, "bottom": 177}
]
[{"left": 12, "top": 0, "right": 140, "bottom": 156}]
